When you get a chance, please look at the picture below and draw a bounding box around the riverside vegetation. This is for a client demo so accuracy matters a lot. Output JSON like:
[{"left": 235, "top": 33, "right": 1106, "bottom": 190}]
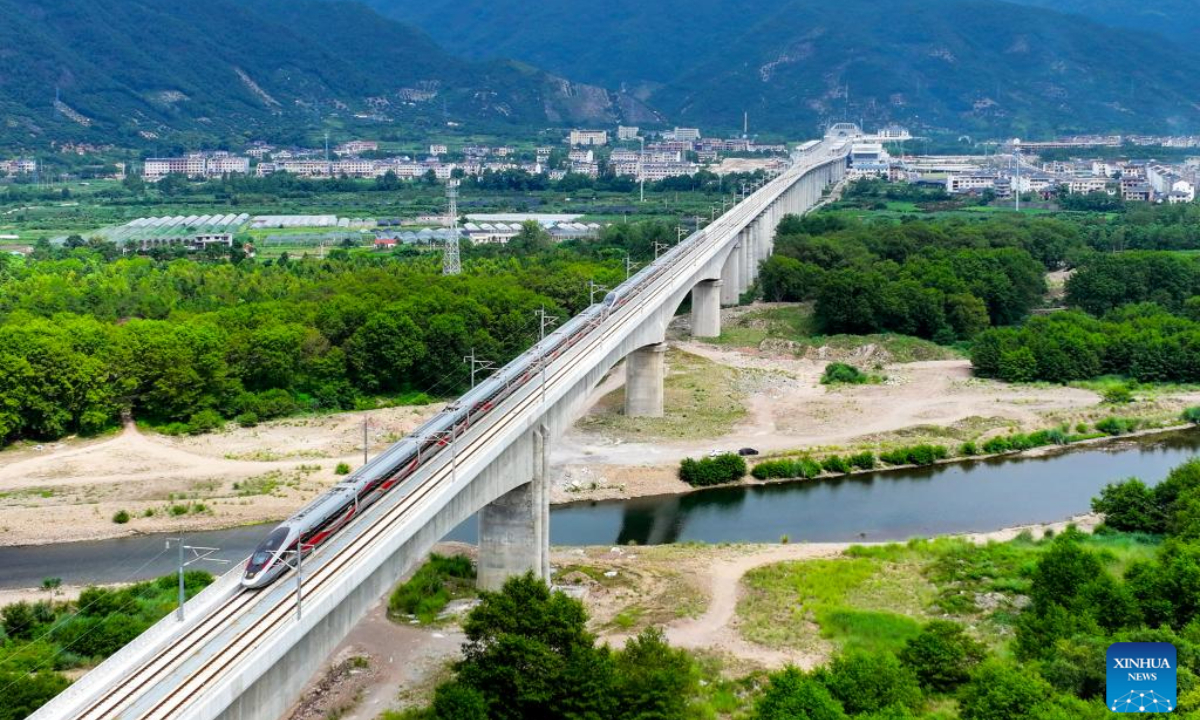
[
  {"left": 390, "top": 459, "right": 1200, "bottom": 719},
  {"left": 0, "top": 572, "right": 214, "bottom": 720}
]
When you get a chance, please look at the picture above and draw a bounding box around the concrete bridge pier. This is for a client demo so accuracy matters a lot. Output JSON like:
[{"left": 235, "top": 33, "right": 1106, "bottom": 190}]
[
  {"left": 720, "top": 244, "right": 741, "bottom": 305},
  {"left": 691, "top": 280, "right": 722, "bottom": 338},
  {"left": 625, "top": 342, "right": 667, "bottom": 417},
  {"left": 477, "top": 426, "right": 550, "bottom": 590}
]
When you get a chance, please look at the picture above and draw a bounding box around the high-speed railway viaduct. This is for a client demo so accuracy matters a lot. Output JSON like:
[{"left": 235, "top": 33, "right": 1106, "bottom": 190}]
[{"left": 30, "top": 135, "right": 849, "bottom": 720}]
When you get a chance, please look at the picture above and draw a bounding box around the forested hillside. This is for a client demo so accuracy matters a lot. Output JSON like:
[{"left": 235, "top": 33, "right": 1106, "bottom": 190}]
[
  {"left": 1004, "top": 0, "right": 1200, "bottom": 46},
  {"left": 363, "top": 0, "right": 1200, "bottom": 136},
  {"left": 0, "top": 0, "right": 654, "bottom": 149}
]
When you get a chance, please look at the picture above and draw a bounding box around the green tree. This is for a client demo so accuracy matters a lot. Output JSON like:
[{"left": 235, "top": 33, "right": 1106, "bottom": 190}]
[
  {"left": 899, "top": 620, "right": 987, "bottom": 692},
  {"left": 754, "top": 666, "right": 847, "bottom": 720},
  {"left": 958, "top": 661, "right": 1056, "bottom": 720},
  {"left": 816, "top": 651, "right": 922, "bottom": 715},
  {"left": 430, "top": 682, "right": 488, "bottom": 720},
  {"left": 1091, "top": 478, "right": 1162, "bottom": 533},
  {"left": 455, "top": 573, "right": 616, "bottom": 720},
  {"left": 0, "top": 671, "right": 70, "bottom": 720},
  {"left": 614, "top": 628, "right": 696, "bottom": 720},
  {"left": 345, "top": 312, "right": 426, "bottom": 393}
]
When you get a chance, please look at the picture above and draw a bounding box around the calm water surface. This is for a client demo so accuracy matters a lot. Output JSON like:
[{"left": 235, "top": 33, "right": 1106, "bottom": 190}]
[{"left": 1, "top": 430, "right": 1196, "bottom": 589}]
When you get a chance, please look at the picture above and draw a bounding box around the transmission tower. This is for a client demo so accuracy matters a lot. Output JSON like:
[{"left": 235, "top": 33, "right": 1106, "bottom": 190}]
[{"left": 442, "top": 179, "right": 461, "bottom": 275}]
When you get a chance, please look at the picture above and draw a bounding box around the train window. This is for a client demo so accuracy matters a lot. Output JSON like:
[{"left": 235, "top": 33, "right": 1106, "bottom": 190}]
[{"left": 247, "top": 527, "right": 290, "bottom": 572}]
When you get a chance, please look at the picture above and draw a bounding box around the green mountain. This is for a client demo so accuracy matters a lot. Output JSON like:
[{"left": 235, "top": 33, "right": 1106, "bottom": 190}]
[
  {"left": 1002, "top": 0, "right": 1200, "bottom": 46},
  {"left": 360, "top": 0, "right": 1200, "bottom": 137},
  {"left": 0, "top": 0, "right": 659, "bottom": 149}
]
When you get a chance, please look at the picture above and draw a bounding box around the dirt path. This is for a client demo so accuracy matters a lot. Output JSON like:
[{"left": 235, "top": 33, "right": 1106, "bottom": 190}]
[
  {"left": 599, "top": 513, "right": 1101, "bottom": 670},
  {"left": 654, "top": 544, "right": 845, "bottom": 668}
]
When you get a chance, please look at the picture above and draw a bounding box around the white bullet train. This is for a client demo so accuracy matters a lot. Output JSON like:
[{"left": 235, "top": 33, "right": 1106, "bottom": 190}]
[{"left": 240, "top": 169, "right": 793, "bottom": 588}]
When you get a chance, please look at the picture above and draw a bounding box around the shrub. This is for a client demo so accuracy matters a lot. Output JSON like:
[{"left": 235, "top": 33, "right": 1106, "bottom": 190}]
[
  {"left": 1095, "top": 416, "right": 1139, "bottom": 436},
  {"left": 958, "top": 661, "right": 1055, "bottom": 720},
  {"left": 679, "top": 453, "right": 747, "bottom": 487},
  {"left": 818, "top": 651, "right": 922, "bottom": 715},
  {"left": 389, "top": 554, "right": 476, "bottom": 623},
  {"left": 981, "top": 437, "right": 1012, "bottom": 454},
  {"left": 1092, "top": 479, "right": 1161, "bottom": 533},
  {"left": 752, "top": 460, "right": 794, "bottom": 480},
  {"left": 849, "top": 451, "right": 876, "bottom": 470},
  {"left": 899, "top": 620, "right": 987, "bottom": 692},
  {"left": 1044, "top": 428, "right": 1069, "bottom": 445},
  {"left": 821, "top": 455, "right": 851, "bottom": 474},
  {"left": 0, "top": 670, "right": 70, "bottom": 720},
  {"left": 235, "top": 412, "right": 259, "bottom": 428},
  {"left": 1183, "top": 407, "right": 1200, "bottom": 425},
  {"left": 112, "top": 509, "right": 131, "bottom": 524},
  {"left": 1007, "top": 434, "right": 1033, "bottom": 451},
  {"left": 159, "top": 422, "right": 191, "bottom": 436},
  {"left": 755, "top": 666, "right": 848, "bottom": 720},
  {"left": 821, "top": 362, "right": 869, "bottom": 385},
  {"left": 1103, "top": 385, "right": 1134, "bottom": 404},
  {"left": 335, "top": 462, "right": 352, "bottom": 475},
  {"left": 959, "top": 441, "right": 978, "bottom": 456},
  {"left": 797, "top": 457, "right": 823, "bottom": 478},
  {"left": 186, "top": 409, "right": 224, "bottom": 435},
  {"left": 1, "top": 602, "right": 37, "bottom": 640},
  {"left": 879, "top": 445, "right": 945, "bottom": 466}
]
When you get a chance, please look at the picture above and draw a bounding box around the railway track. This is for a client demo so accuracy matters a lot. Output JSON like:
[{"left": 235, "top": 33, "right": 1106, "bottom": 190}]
[{"left": 38, "top": 147, "right": 844, "bottom": 720}]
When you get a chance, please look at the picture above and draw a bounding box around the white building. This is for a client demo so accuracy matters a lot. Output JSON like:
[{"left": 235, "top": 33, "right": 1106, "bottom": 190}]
[
  {"left": 877, "top": 125, "right": 911, "bottom": 141},
  {"left": 144, "top": 152, "right": 250, "bottom": 180},
  {"left": 0, "top": 158, "right": 36, "bottom": 175},
  {"left": 335, "top": 141, "right": 378, "bottom": 156},
  {"left": 946, "top": 173, "right": 1000, "bottom": 194},
  {"left": 670, "top": 127, "right": 701, "bottom": 142},
  {"left": 617, "top": 126, "right": 640, "bottom": 141},
  {"left": 1170, "top": 179, "right": 1196, "bottom": 203},
  {"left": 568, "top": 129, "right": 608, "bottom": 147},
  {"left": 429, "top": 144, "right": 448, "bottom": 156},
  {"left": 1067, "top": 177, "right": 1113, "bottom": 195},
  {"left": 848, "top": 143, "right": 889, "bottom": 177}
]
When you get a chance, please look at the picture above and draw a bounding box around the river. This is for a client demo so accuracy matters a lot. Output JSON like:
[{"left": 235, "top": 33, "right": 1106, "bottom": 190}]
[{"left": 2, "top": 430, "right": 1196, "bottom": 590}]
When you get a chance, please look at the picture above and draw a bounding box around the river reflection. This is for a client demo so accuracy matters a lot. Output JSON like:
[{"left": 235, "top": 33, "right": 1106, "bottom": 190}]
[
  {"left": 550, "top": 430, "right": 1200, "bottom": 546},
  {"left": 2, "top": 430, "right": 1197, "bottom": 588}
]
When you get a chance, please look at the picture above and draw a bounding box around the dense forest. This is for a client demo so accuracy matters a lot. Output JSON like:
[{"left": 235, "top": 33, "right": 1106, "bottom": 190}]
[
  {"left": 7, "top": 195, "right": 1200, "bottom": 445},
  {"left": 0, "top": 222, "right": 686, "bottom": 444},
  {"left": 755, "top": 203, "right": 1200, "bottom": 384},
  {"left": 971, "top": 251, "right": 1200, "bottom": 383}
]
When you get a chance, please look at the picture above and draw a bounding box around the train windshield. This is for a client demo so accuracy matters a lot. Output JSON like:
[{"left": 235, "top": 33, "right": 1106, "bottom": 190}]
[{"left": 246, "top": 527, "right": 290, "bottom": 574}]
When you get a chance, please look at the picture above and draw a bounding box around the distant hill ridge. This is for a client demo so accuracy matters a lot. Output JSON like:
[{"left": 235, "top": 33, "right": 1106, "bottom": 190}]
[
  {"left": 360, "top": 0, "right": 1200, "bottom": 136},
  {"left": 0, "top": 0, "right": 659, "bottom": 148}
]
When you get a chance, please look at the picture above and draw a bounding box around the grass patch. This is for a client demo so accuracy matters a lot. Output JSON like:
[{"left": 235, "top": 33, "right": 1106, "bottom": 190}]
[
  {"left": 739, "top": 533, "right": 1162, "bottom": 660},
  {"left": 387, "top": 554, "right": 476, "bottom": 624},
  {"left": 710, "top": 304, "right": 961, "bottom": 363},
  {"left": 739, "top": 557, "right": 890, "bottom": 652},
  {"left": 577, "top": 349, "right": 747, "bottom": 441},
  {"left": 711, "top": 305, "right": 817, "bottom": 347},
  {"left": 232, "top": 472, "right": 284, "bottom": 497}
]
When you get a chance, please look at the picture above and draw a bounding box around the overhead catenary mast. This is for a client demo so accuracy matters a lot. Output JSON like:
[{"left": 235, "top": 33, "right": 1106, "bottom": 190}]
[{"left": 443, "top": 179, "right": 461, "bottom": 275}]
